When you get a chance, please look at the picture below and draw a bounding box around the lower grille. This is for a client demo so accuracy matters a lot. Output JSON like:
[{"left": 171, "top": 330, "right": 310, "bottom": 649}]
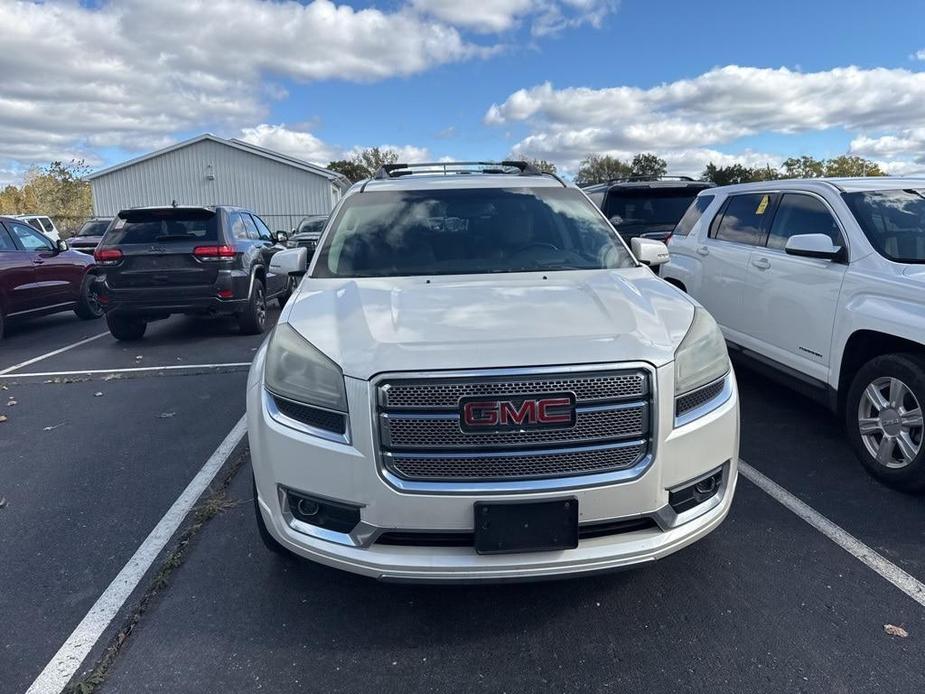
[{"left": 386, "top": 441, "right": 646, "bottom": 482}]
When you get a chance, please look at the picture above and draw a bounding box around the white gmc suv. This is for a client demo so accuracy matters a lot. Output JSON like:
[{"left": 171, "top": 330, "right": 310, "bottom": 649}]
[
  {"left": 247, "top": 161, "right": 739, "bottom": 581},
  {"left": 662, "top": 177, "right": 925, "bottom": 492}
]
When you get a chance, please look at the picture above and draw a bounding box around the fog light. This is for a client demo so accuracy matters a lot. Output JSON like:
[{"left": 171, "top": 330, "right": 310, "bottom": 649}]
[
  {"left": 669, "top": 468, "right": 723, "bottom": 514},
  {"left": 286, "top": 490, "right": 360, "bottom": 534}
]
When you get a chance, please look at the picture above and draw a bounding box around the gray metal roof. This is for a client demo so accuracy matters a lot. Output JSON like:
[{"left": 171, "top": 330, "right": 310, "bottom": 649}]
[{"left": 86, "top": 133, "right": 349, "bottom": 187}]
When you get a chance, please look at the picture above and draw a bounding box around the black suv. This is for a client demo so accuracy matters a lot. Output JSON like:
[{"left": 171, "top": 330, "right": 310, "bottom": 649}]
[
  {"left": 582, "top": 176, "right": 715, "bottom": 243},
  {"left": 287, "top": 215, "right": 328, "bottom": 254},
  {"left": 95, "top": 206, "right": 291, "bottom": 340}
]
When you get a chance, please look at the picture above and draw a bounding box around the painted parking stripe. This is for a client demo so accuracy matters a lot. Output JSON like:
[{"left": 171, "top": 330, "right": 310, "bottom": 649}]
[
  {"left": 0, "top": 332, "right": 109, "bottom": 376},
  {"left": 0, "top": 362, "right": 252, "bottom": 379},
  {"left": 25, "top": 416, "right": 247, "bottom": 694},
  {"left": 740, "top": 460, "right": 925, "bottom": 608}
]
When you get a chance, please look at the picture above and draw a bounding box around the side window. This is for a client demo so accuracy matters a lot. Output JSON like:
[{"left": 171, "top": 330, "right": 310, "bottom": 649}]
[
  {"left": 39, "top": 217, "right": 55, "bottom": 233},
  {"left": 586, "top": 190, "right": 605, "bottom": 208},
  {"left": 0, "top": 226, "right": 17, "bottom": 251},
  {"left": 240, "top": 214, "right": 261, "bottom": 240},
  {"left": 229, "top": 213, "right": 249, "bottom": 241},
  {"left": 250, "top": 214, "right": 273, "bottom": 241},
  {"left": 766, "top": 194, "right": 842, "bottom": 251},
  {"left": 711, "top": 193, "right": 775, "bottom": 246},
  {"left": 674, "top": 195, "right": 715, "bottom": 237},
  {"left": 9, "top": 222, "right": 53, "bottom": 251}
]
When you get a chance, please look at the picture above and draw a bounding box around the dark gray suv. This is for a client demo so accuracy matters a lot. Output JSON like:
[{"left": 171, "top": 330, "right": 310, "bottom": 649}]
[{"left": 95, "top": 206, "right": 292, "bottom": 340}]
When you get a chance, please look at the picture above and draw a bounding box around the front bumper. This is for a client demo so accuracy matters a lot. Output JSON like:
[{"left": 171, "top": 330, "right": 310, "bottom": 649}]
[{"left": 248, "top": 352, "right": 740, "bottom": 582}]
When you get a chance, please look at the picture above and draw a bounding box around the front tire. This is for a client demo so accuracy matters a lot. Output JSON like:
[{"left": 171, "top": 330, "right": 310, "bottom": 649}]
[
  {"left": 846, "top": 353, "right": 925, "bottom": 492},
  {"left": 106, "top": 314, "right": 147, "bottom": 341},
  {"left": 238, "top": 279, "right": 267, "bottom": 335},
  {"left": 74, "top": 275, "right": 104, "bottom": 320}
]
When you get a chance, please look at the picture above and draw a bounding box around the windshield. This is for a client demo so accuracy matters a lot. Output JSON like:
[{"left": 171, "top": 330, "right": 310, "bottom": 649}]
[
  {"left": 843, "top": 189, "right": 925, "bottom": 263},
  {"left": 312, "top": 187, "right": 635, "bottom": 278},
  {"left": 604, "top": 189, "right": 700, "bottom": 228},
  {"left": 75, "top": 219, "right": 110, "bottom": 237},
  {"left": 296, "top": 218, "right": 327, "bottom": 236}
]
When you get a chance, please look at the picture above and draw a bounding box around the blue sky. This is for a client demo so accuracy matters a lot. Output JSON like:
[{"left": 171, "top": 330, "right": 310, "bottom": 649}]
[{"left": 4, "top": 0, "right": 925, "bottom": 182}]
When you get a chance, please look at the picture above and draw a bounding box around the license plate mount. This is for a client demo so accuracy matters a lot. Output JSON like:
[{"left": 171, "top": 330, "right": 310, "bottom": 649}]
[{"left": 474, "top": 498, "right": 578, "bottom": 555}]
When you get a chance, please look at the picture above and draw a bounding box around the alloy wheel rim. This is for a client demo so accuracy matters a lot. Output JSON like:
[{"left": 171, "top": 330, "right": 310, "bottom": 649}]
[{"left": 858, "top": 376, "right": 923, "bottom": 469}]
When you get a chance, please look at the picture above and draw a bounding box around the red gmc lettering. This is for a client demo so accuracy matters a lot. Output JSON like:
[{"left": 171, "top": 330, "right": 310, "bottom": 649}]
[
  {"left": 498, "top": 400, "right": 536, "bottom": 425},
  {"left": 537, "top": 397, "right": 573, "bottom": 424},
  {"left": 462, "top": 401, "right": 499, "bottom": 427}
]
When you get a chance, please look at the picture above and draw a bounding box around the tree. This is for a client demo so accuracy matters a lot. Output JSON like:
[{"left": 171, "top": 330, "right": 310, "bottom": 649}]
[
  {"left": 0, "top": 160, "right": 92, "bottom": 235},
  {"left": 781, "top": 155, "right": 826, "bottom": 179},
  {"left": 523, "top": 158, "right": 558, "bottom": 174},
  {"left": 630, "top": 153, "right": 668, "bottom": 178},
  {"left": 823, "top": 155, "right": 885, "bottom": 177},
  {"left": 355, "top": 146, "right": 399, "bottom": 176},
  {"left": 575, "top": 154, "right": 633, "bottom": 186},
  {"left": 327, "top": 160, "right": 369, "bottom": 183},
  {"left": 701, "top": 162, "right": 779, "bottom": 185}
]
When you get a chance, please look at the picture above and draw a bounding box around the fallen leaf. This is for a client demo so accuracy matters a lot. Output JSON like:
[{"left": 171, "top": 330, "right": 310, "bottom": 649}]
[
  {"left": 158, "top": 411, "right": 176, "bottom": 419},
  {"left": 0, "top": 497, "right": 6, "bottom": 508},
  {"left": 884, "top": 624, "right": 909, "bottom": 638},
  {"left": 6, "top": 401, "right": 16, "bottom": 407},
  {"left": 135, "top": 355, "right": 143, "bottom": 360},
  {"left": 94, "top": 392, "right": 103, "bottom": 397},
  {"left": 0, "top": 385, "right": 7, "bottom": 390},
  {"left": 43, "top": 423, "right": 63, "bottom": 431},
  {"left": 0, "top": 415, "right": 7, "bottom": 423},
  {"left": 103, "top": 374, "right": 122, "bottom": 382}
]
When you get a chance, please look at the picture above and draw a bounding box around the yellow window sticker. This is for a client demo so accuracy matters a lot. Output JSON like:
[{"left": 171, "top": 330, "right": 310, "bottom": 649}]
[{"left": 756, "top": 195, "right": 769, "bottom": 215}]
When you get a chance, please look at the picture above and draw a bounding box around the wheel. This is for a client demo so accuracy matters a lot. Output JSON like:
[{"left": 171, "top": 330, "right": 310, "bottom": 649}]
[
  {"left": 238, "top": 279, "right": 267, "bottom": 335},
  {"left": 253, "top": 477, "right": 291, "bottom": 557},
  {"left": 846, "top": 353, "right": 925, "bottom": 492},
  {"left": 277, "top": 276, "right": 294, "bottom": 308},
  {"left": 106, "top": 314, "right": 147, "bottom": 341},
  {"left": 74, "top": 275, "right": 104, "bottom": 320}
]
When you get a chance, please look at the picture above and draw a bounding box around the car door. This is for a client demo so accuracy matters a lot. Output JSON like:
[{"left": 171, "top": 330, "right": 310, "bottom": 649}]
[
  {"left": 742, "top": 192, "right": 848, "bottom": 383},
  {"left": 7, "top": 221, "right": 75, "bottom": 306},
  {"left": 0, "top": 223, "right": 41, "bottom": 315},
  {"left": 692, "top": 192, "right": 776, "bottom": 338},
  {"left": 249, "top": 213, "right": 287, "bottom": 295}
]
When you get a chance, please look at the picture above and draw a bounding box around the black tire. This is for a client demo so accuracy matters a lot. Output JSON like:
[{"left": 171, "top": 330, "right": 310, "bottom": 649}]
[
  {"left": 74, "top": 275, "right": 104, "bottom": 320},
  {"left": 253, "top": 477, "right": 291, "bottom": 557},
  {"left": 238, "top": 278, "right": 267, "bottom": 335},
  {"left": 0, "top": 309, "right": 5, "bottom": 341},
  {"left": 845, "top": 353, "right": 925, "bottom": 493},
  {"left": 277, "top": 276, "right": 294, "bottom": 308},
  {"left": 106, "top": 314, "right": 147, "bottom": 341}
]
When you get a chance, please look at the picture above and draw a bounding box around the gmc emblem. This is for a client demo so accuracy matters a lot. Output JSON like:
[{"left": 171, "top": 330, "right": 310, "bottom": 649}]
[{"left": 459, "top": 393, "right": 576, "bottom": 433}]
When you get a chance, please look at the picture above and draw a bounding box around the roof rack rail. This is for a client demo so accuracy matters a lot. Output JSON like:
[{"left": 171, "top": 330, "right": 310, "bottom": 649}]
[{"left": 361, "top": 160, "right": 567, "bottom": 190}]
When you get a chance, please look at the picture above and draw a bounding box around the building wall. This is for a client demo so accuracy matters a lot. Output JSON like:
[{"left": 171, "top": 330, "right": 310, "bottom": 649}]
[{"left": 90, "top": 139, "right": 341, "bottom": 232}]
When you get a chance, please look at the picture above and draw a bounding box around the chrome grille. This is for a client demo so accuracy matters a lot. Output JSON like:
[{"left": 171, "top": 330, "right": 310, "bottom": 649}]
[{"left": 376, "top": 367, "right": 652, "bottom": 483}]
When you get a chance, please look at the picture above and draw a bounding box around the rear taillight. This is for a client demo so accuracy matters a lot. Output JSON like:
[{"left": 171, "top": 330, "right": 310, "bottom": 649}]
[
  {"left": 193, "top": 245, "right": 236, "bottom": 261},
  {"left": 94, "top": 248, "right": 123, "bottom": 265}
]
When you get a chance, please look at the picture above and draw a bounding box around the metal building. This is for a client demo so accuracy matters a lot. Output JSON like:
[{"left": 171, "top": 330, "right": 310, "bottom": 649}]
[{"left": 86, "top": 133, "right": 349, "bottom": 232}]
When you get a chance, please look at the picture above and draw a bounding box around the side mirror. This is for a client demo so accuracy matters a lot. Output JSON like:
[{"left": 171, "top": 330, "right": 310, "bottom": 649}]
[
  {"left": 631, "top": 237, "right": 670, "bottom": 266},
  {"left": 784, "top": 234, "right": 843, "bottom": 261},
  {"left": 275, "top": 230, "right": 289, "bottom": 244},
  {"left": 269, "top": 247, "right": 308, "bottom": 277},
  {"left": 55, "top": 238, "right": 69, "bottom": 253}
]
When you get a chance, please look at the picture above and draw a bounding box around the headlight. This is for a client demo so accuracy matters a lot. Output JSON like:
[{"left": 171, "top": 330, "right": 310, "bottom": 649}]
[
  {"left": 674, "top": 308, "right": 729, "bottom": 396},
  {"left": 264, "top": 323, "right": 347, "bottom": 412}
]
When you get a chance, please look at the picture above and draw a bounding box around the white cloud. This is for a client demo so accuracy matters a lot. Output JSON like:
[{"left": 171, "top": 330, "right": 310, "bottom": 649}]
[
  {"left": 240, "top": 123, "right": 432, "bottom": 167},
  {"left": 489, "top": 66, "right": 925, "bottom": 173},
  {"left": 913, "top": 49, "right": 925, "bottom": 61},
  {"left": 0, "top": 0, "right": 492, "bottom": 167},
  {"left": 410, "top": 0, "right": 616, "bottom": 35}
]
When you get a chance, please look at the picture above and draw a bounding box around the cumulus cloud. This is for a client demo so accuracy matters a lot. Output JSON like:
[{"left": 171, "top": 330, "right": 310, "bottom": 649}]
[
  {"left": 488, "top": 66, "right": 925, "bottom": 174},
  {"left": 410, "top": 0, "right": 616, "bottom": 35},
  {"left": 240, "top": 123, "right": 432, "bottom": 167},
  {"left": 0, "top": 0, "right": 492, "bottom": 168}
]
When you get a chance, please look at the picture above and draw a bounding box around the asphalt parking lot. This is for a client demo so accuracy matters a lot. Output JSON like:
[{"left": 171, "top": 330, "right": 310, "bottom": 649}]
[{"left": 1, "top": 312, "right": 923, "bottom": 694}]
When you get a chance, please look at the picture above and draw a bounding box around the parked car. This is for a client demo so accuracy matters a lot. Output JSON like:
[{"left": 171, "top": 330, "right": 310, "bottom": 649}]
[
  {"left": 582, "top": 176, "right": 715, "bottom": 244},
  {"left": 661, "top": 177, "right": 925, "bottom": 492},
  {"left": 247, "top": 160, "right": 739, "bottom": 581},
  {"left": 95, "top": 206, "right": 291, "bottom": 341},
  {"left": 68, "top": 217, "right": 113, "bottom": 255},
  {"left": 286, "top": 215, "right": 328, "bottom": 254},
  {"left": 0, "top": 215, "right": 102, "bottom": 338},
  {"left": 14, "top": 214, "right": 61, "bottom": 242}
]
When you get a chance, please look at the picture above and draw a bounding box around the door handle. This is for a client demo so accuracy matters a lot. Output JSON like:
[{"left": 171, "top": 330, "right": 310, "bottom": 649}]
[
  {"left": 696, "top": 246, "right": 710, "bottom": 256},
  {"left": 33, "top": 258, "right": 45, "bottom": 265},
  {"left": 752, "top": 257, "right": 771, "bottom": 270}
]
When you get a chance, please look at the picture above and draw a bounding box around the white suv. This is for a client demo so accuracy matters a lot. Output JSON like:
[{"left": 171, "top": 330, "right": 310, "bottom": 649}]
[
  {"left": 662, "top": 178, "right": 925, "bottom": 492},
  {"left": 14, "top": 214, "right": 61, "bottom": 242},
  {"left": 247, "top": 161, "right": 740, "bottom": 581}
]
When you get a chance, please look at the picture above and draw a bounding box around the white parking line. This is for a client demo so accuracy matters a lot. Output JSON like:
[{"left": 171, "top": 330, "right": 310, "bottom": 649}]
[
  {"left": 740, "top": 460, "right": 925, "bottom": 608},
  {"left": 0, "top": 332, "right": 109, "bottom": 376},
  {"left": 25, "top": 416, "right": 248, "bottom": 694},
  {"left": 0, "top": 362, "right": 252, "bottom": 379}
]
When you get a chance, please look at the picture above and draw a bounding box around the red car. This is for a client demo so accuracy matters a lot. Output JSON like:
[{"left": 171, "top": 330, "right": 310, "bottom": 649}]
[{"left": 0, "top": 215, "right": 102, "bottom": 339}]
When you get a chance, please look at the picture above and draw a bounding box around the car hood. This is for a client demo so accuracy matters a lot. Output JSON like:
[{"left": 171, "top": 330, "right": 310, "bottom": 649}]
[{"left": 284, "top": 268, "right": 695, "bottom": 379}]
